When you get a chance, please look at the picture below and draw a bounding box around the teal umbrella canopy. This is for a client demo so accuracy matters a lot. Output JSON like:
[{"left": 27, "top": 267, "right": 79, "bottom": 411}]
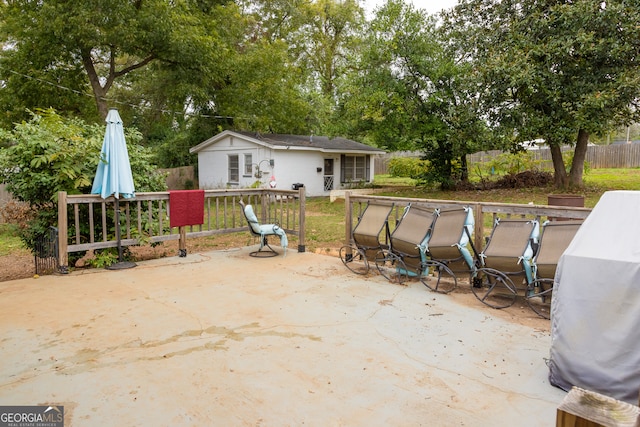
[{"left": 91, "top": 108, "right": 135, "bottom": 199}]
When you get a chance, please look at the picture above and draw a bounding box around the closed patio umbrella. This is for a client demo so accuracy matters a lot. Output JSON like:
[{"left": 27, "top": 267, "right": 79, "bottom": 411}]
[{"left": 91, "top": 108, "right": 136, "bottom": 269}]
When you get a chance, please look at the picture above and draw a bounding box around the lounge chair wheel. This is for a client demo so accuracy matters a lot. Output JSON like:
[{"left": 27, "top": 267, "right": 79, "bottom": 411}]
[
  {"left": 472, "top": 268, "right": 517, "bottom": 309},
  {"left": 374, "top": 250, "right": 408, "bottom": 284},
  {"left": 420, "top": 260, "right": 457, "bottom": 294},
  {"left": 339, "top": 244, "right": 369, "bottom": 275},
  {"left": 526, "top": 279, "right": 553, "bottom": 319}
]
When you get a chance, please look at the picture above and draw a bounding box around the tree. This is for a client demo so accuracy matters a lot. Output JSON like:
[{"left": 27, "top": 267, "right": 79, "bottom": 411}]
[
  {"left": 298, "top": 0, "right": 365, "bottom": 101},
  {"left": 214, "top": 38, "right": 314, "bottom": 133},
  {"left": 0, "top": 0, "right": 229, "bottom": 123},
  {"left": 447, "top": 0, "right": 640, "bottom": 188},
  {"left": 230, "top": 0, "right": 366, "bottom": 135},
  {"left": 335, "top": 0, "right": 489, "bottom": 188}
]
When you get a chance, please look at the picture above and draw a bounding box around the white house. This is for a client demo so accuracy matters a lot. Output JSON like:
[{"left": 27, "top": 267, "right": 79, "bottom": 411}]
[{"left": 189, "top": 131, "right": 386, "bottom": 196}]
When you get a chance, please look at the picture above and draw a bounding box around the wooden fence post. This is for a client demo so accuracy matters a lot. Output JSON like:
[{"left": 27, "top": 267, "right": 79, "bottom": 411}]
[
  {"left": 57, "top": 191, "right": 68, "bottom": 273},
  {"left": 298, "top": 187, "right": 306, "bottom": 252},
  {"left": 345, "top": 191, "right": 352, "bottom": 246},
  {"left": 474, "top": 203, "right": 484, "bottom": 254},
  {"left": 178, "top": 226, "right": 187, "bottom": 257},
  {"left": 556, "top": 387, "right": 640, "bottom": 427},
  {"left": 260, "top": 191, "right": 268, "bottom": 223}
]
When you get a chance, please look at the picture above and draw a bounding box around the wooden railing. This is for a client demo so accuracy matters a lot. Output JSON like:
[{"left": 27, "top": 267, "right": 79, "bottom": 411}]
[
  {"left": 57, "top": 188, "right": 306, "bottom": 271},
  {"left": 344, "top": 192, "right": 592, "bottom": 252}
]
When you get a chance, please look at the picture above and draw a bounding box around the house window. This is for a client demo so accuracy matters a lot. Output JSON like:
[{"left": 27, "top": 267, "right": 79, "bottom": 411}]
[
  {"left": 244, "top": 154, "right": 253, "bottom": 176},
  {"left": 340, "top": 155, "right": 370, "bottom": 183},
  {"left": 228, "top": 154, "right": 239, "bottom": 183}
]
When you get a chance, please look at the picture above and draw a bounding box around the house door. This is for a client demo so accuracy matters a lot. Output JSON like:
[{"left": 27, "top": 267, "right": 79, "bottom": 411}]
[{"left": 323, "top": 159, "right": 334, "bottom": 191}]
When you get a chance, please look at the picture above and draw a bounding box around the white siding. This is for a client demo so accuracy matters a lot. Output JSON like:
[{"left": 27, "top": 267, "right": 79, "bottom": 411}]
[
  {"left": 271, "top": 151, "right": 334, "bottom": 196},
  {"left": 197, "top": 135, "right": 274, "bottom": 189},
  {"left": 195, "top": 133, "right": 380, "bottom": 196}
]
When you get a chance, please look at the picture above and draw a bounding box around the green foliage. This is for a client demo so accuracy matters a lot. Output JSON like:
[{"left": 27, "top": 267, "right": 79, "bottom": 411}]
[
  {"left": 372, "top": 174, "right": 416, "bottom": 186},
  {"left": 447, "top": 0, "right": 640, "bottom": 187},
  {"left": 153, "top": 129, "right": 201, "bottom": 169},
  {"left": 87, "top": 248, "right": 121, "bottom": 269},
  {"left": 342, "top": 179, "right": 372, "bottom": 189},
  {"left": 335, "top": 0, "right": 491, "bottom": 188},
  {"left": 563, "top": 151, "right": 591, "bottom": 175},
  {"left": 0, "top": 109, "right": 100, "bottom": 204},
  {"left": 486, "top": 152, "right": 545, "bottom": 176},
  {"left": 414, "top": 154, "right": 464, "bottom": 190},
  {"left": 0, "top": 109, "right": 166, "bottom": 252},
  {"left": 89, "top": 252, "right": 118, "bottom": 269},
  {"left": 217, "top": 39, "right": 315, "bottom": 134},
  {"left": 0, "top": 0, "right": 231, "bottom": 123},
  {"left": 388, "top": 157, "right": 429, "bottom": 179}
]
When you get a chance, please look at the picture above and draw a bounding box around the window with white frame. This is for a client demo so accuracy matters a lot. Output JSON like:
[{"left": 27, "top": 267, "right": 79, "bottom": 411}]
[
  {"left": 244, "top": 153, "right": 252, "bottom": 176},
  {"left": 340, "top": 154, "right": 370, "bottom": 183},
  {"left": 228, "top": 154, "right": 239, "bottom": 183}
]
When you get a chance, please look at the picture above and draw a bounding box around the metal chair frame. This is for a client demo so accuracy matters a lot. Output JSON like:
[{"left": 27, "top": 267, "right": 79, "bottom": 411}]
[
  {"left": 525, "top": 220, "right": 582, "bottom": 319},
  {"left": 472, "top": 218, "right": 539, "bottom": 309},
  {"left": 374, "top": 204, "right": 434, "bottom": 285},
  {"left": 239, "top": 200, "right": 280, "bottom": 257},
  {"left": 421, "top": 207, "right": 480, "bottom": 294},
  {"left": 339, "top": 202, "right": 394, "bottom": 275}
]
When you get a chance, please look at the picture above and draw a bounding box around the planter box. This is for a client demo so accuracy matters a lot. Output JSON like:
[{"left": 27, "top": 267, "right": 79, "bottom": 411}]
[{"left": 548, "top": 194, "right": 585, "bottom": 221}]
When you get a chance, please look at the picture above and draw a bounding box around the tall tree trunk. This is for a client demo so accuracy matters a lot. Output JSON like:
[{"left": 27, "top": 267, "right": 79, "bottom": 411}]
[
  {"left": 459, "top": 154, "right": 469, "bottom": 182},
  {"left": 550, "top": 144, "right": 568, "bottom": 188},
  {"left": 80, "top": 48, "right": 109, "bottom": 119},
  {"left": 80, "top": 47, "right": 154, "bottom": 120},
  {"left": 569, "top": 129, "right": 589, "bottom": 188}
]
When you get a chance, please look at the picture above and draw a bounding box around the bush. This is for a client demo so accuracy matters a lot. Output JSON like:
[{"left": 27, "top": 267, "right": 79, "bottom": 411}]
[
  {"left": 486, "top": 151, "right": 545, "bottom": 176},
  {"left": 0, "top": 200, "right": 36, "bottom": 231},
  {"left": 388, "top": 157, "right": 429, "bottom": 179}
]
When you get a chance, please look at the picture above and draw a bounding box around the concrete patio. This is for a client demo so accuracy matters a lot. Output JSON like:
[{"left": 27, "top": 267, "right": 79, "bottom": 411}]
[{"left": 0, "top": 247, "right": 565, "bottom": 426}]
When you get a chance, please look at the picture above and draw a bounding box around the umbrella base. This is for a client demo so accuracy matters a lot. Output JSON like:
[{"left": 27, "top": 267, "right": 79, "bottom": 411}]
[{"left": 107, "top": 261, "right": 137, "bottom": 270}]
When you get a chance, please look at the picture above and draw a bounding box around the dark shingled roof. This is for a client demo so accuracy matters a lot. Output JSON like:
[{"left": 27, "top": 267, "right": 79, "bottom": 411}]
[{"left": 236, "top": 132, "right": 385, "bottom": 153}]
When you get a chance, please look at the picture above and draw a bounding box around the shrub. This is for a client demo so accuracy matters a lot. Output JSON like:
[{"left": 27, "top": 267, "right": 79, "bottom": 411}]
[
  {"left": 388, "top": 157, "right": 429, "bottom": 179},
  {"left": 486, "top": 151, "right": 545, "bottom": 176}
]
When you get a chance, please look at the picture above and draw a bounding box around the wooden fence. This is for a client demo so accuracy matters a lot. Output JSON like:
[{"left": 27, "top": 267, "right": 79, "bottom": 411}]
[
  {"left": 468, "top": 144, "right": 640, "bottom": 169},
  {"left": 375, "top": 144, "right": 640, "bottom": 174},
  {"left": 344, "top": 192, "right": 591, "bottom": 254},
  {"left": 57, "top": 188, "right": 306, "bottom": 272},
  {"left": 374, "top": 151, "right": 420, "bottom": 175},
  {"left": 159, "top": 165, "right": 196, "bottom": 190}
]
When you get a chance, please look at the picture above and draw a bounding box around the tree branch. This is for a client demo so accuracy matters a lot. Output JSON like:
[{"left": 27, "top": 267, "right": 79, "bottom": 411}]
[{"left": 113, "top": 55, "right": 156, "bottom": 79}]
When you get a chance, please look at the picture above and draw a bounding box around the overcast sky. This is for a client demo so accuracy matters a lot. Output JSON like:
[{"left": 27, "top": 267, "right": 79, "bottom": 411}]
[{"left": 363, "top": 0, "right": 459, "bottom": 16}]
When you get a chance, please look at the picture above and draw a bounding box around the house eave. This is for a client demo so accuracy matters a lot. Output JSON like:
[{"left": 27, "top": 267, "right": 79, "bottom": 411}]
[
  {"left": 272, "top": 146, "right": 385, "bottom": 155},
  {"left": 189, "top": 130, "right": 276, "bottom": 154}
]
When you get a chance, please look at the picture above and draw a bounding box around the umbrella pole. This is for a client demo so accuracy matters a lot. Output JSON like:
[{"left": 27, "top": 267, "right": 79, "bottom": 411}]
[
  {"left": 116, "top": 198, "right": 123, "bottom": 261},
  {"left": 107, "top": 197, "right": 136, "bottom": 270}
]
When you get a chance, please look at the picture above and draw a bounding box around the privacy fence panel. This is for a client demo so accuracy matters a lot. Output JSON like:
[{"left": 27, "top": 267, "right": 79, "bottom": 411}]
[{"left": 375, "top": 145, "right": 640, "bottom": 175}]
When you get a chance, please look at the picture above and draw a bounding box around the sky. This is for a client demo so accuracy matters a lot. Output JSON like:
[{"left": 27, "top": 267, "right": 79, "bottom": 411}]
[{"left": 363, "top": 0, "right": 459, "bottom": 16}]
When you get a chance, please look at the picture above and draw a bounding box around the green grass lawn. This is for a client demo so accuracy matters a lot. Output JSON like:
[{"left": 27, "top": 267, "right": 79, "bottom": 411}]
[
  {"left": 584, "top": 168, "right": 640, "bottom": 191},
  {"left": 374, "top": 167, "right": 640, "bottom": 208},
  {"left": 0, "top": 224, "right": 30, "bottom": 256}
]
